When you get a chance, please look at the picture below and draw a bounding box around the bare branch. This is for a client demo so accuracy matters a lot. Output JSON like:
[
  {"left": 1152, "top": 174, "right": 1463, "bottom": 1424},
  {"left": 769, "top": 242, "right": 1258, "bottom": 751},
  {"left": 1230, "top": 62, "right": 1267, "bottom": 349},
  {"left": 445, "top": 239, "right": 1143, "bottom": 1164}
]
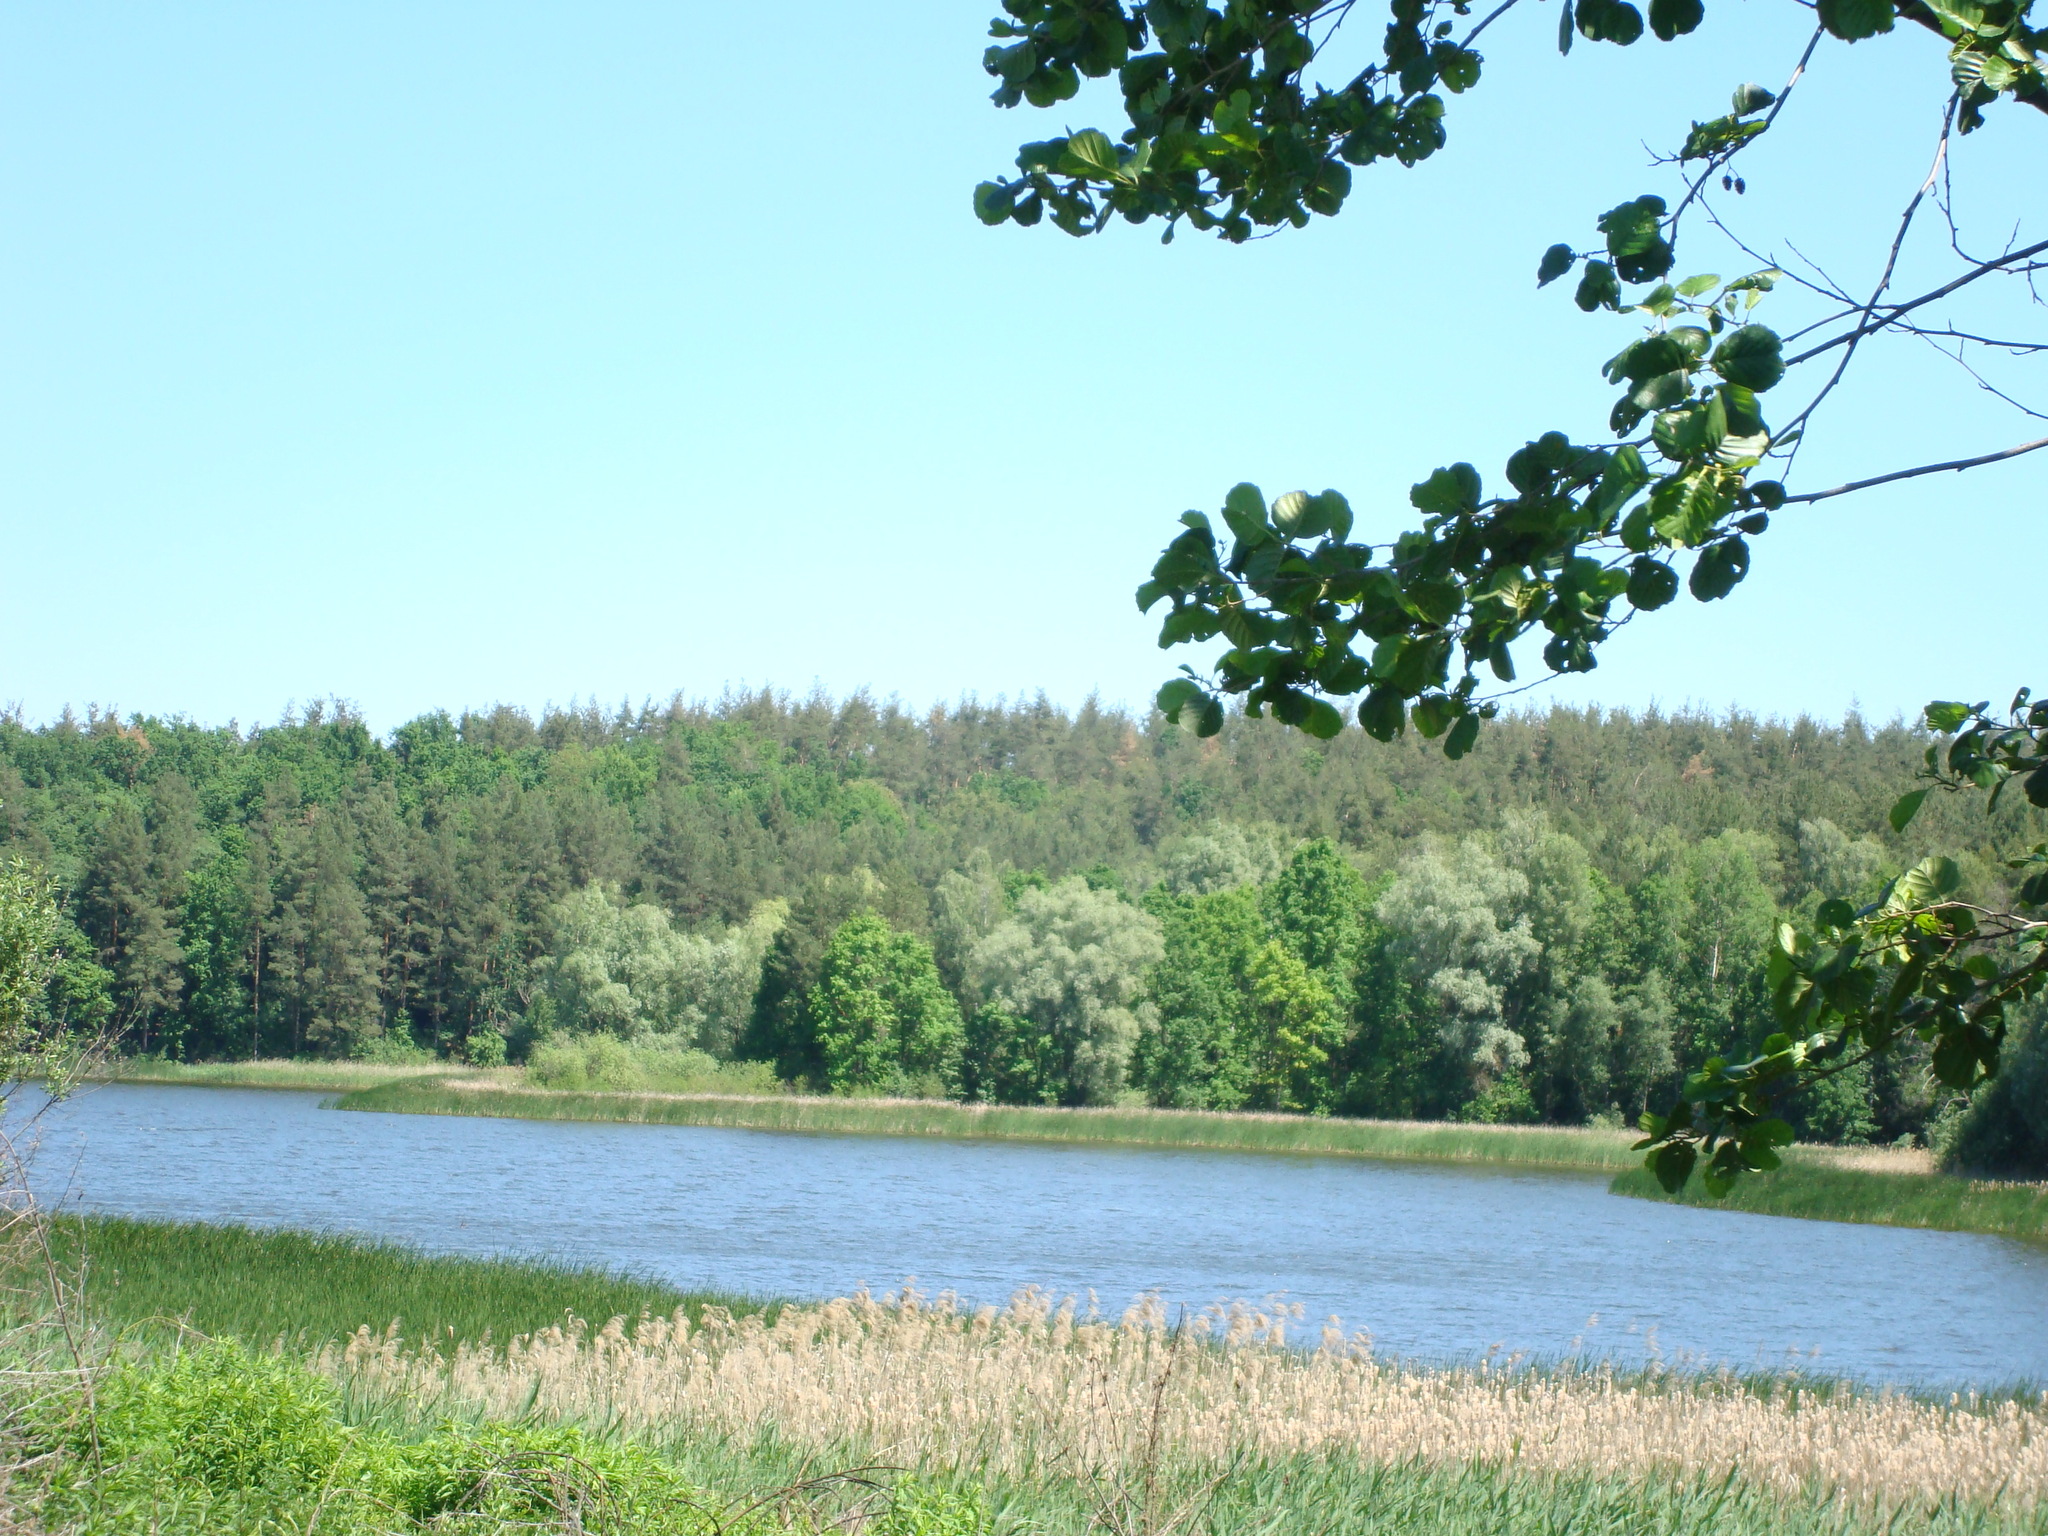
[
  {"left": 1785, "top": 237, "right": 2048, "bottom": 366},
  {"left": 1778, "top": 97, "right": 1957, "bottom": 451},
  {"left": 1780, "top": 435, "right": 2048, "bottom": 503}
]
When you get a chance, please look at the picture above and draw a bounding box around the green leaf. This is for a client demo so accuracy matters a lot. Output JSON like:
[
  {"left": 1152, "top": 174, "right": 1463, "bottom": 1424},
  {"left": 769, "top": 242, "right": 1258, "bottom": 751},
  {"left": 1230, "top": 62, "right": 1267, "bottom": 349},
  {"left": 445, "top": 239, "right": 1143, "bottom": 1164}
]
[
  {"left": 1538, "top": 244, "right": 1576, "bottom": 286},
  {"left": 1626, "top": 555, "right": 1680, "bottom": 610},
  {"left": 1063, "top": 128, "right": 1121, "bottom": 177},
  {"left": 1687, "top": 535, "right": 1750, "bottom": 600},
  {"left": 1358, "top": 687, "right": 1406, "bottom": 741},
  {"left": 1575, "top": 260, "right": 1622, "bottom": 312},
  {"left": 1817, "top": 0, "right": 1895, "bottom": 39},
  {"left": 1815, "top": 897, "right": 1857, "bottom": 929},
  {"left": 1445, "top": 711, "right": 1481, "bottom": 759},
  {"left": 1712, "top": 325, "right": 1785, "bottom": 391},
  {"left": 1221, "top": 483, "right": 1270, "bottom": 545},
  {"left": 1302, "top": 699, "right": 1345, "bottom": 739},
  {"left": 1889, "top": 788, "right": 1929, "bottom": 831},
  {"left": 1271, "top": 490, "right": 1315, "bottom": 536},
  {"left": 1649, "top": 470, "right": 1728, "bottom": 545},
  {"left": 973, "top": 181, "right": 1016, "bottom": 225},
  {"left": 1924, "top": 700, "right": 1973, "bottom": 733},
  {"left": 1597, "top": 195, "right": 1673, "bottom": 284},
  {"left": 1156, "top": 678, "right": 1206, "bottom": 719},
  {"left": 1649, "top": 0, "right": 1704, "bottom": 40},
  {"left": 1412, "top": 694, "right": 1456, "bottom": 738},
  {"left": 1651, "top": 1139, "right": 1696, "bottom": 1193},
  {"left": 1410, "top": 463, "right": 1483, "bottom": 516},
  {"left": 1676, "top": 272, "right": 1721, "bottom": 297},
  {"left": 1888, "top": 855, "right": 1962, "bottom": 911},
  {"left": 1577, "top": 0, "right": 1647, "bottom": 43}
]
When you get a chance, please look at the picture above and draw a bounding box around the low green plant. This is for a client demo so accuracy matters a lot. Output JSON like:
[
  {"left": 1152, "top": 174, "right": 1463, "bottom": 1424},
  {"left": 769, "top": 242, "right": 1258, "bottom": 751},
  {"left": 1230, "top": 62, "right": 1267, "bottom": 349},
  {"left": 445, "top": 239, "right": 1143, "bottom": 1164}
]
[{"left": 46, "top": 1217, "right": 773, "bottom": 1351}]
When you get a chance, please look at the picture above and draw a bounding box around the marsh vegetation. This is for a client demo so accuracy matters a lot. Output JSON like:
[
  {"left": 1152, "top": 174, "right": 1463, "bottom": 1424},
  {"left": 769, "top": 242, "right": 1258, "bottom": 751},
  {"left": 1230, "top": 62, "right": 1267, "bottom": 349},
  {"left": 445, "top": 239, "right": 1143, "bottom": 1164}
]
[{"left": 4, "top": 1217, "right": 2044, "bottom": 1536}]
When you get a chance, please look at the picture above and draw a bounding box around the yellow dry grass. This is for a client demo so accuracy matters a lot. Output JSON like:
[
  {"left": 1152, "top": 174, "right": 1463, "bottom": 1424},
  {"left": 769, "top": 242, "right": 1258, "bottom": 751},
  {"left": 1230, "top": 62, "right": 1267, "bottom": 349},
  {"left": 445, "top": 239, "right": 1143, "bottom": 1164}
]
[{"left": 322, "top": 1287, "right": 2046, "bottom": 1511}]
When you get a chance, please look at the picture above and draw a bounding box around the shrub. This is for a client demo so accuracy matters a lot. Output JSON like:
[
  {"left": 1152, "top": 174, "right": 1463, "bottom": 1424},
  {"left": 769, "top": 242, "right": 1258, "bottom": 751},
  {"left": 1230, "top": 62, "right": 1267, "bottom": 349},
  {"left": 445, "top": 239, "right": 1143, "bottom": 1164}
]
[
  {"left": 526, "top": 1034, "right": 780, "bottom": 1095},
  {"left": 87, "top": 1340, "right": 351, "bottom": 1498}
]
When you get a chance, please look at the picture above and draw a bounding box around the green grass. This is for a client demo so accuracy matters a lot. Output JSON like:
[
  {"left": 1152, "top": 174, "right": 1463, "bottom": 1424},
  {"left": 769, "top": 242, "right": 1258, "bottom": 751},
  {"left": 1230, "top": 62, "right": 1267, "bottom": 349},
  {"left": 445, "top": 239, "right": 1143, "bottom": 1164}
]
[
  {"left": 40, "top": 1215, "right": 775, "bottom": 1350},
  {"left": 17, "top": 1219, "right": 2041, "bottom": 1534},
  {"left": 588, "top": 1432, "right": 2048, "bottom": 1536},
  {"left": 1610, "top": 1161, "right": 2048, "bottom": 1243},
  {"left": 335, "top": 1077, "right": 1643, "bottom": 1171},
  {"left": 97, "top": 1057, "right": 456, "bottom": 1093}
]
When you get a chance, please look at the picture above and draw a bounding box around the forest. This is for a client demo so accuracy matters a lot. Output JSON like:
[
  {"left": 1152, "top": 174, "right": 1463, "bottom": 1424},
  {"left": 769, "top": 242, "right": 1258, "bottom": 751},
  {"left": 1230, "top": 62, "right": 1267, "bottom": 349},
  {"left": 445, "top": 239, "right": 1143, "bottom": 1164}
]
[{"left": 3, "top": 690, "right": 2042, "bottom": 1152}]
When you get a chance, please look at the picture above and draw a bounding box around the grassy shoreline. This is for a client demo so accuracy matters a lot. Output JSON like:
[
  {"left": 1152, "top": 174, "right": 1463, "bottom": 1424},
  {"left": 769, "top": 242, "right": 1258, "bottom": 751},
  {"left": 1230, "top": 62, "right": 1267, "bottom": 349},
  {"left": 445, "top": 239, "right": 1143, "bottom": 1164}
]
[
  {"left": 40, "top": 1215, "right": 775, "bottom": 1350},
  {"left": 1610, "top": 1163, "right": 2048, "bottom": 1243},
  {"left": 93, "top": 1057, "right": 450, "bottom": 1093},
  {"left": 100, "top": 1063, "right": 2048, "bottom": 1243},
  {"left": 334, "top": 1076, "right": 1644, "bottom": 1171}
]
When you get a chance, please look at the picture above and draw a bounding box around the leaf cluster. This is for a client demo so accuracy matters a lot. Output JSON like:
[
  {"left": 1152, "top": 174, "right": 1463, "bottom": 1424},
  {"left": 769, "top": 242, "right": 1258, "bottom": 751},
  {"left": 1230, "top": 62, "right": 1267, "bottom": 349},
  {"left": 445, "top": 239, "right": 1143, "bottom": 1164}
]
[
  {"left": 1636, "top": 690, "right": 2048, "bottom": 1193},
  {"left": 977, "top": 0, "right": 2046, "bottom": 243},
  {"left": 1139, "top": 254, "right": 1792, "bottom": 751}
]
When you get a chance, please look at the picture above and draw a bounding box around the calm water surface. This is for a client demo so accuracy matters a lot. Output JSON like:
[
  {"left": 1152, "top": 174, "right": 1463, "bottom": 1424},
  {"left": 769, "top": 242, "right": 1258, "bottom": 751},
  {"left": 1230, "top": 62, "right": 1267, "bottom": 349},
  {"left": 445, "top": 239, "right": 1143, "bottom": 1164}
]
[{"left": 24, "top": 1083, "right": 2048, "bottom": 1388}]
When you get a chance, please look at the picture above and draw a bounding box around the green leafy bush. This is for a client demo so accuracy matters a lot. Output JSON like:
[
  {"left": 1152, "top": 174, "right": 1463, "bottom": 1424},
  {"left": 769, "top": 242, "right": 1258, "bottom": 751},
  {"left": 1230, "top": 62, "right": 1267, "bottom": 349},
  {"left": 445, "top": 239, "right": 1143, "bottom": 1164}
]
[
  {"left": 526, "top": 1034, "right": 780, "bottom": 1095},
  {"left": 87, "top": 1341, "right": 351, "bottom": 1499}
]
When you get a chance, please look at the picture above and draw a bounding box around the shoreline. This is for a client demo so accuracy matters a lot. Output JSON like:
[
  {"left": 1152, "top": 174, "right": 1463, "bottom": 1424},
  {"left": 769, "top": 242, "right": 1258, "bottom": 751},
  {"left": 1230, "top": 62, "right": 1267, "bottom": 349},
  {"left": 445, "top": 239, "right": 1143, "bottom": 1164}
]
[{"left": 97, "top": 1062, "right": 2048, "bottom": 1243}]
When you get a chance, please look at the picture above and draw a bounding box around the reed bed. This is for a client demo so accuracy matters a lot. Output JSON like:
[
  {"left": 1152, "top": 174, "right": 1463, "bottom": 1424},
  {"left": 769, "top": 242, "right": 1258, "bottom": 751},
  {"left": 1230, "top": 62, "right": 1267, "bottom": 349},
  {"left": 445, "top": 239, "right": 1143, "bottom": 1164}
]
[
  {"left": 97, "top": 1057, "right": 445, "bottom": 1093},
  {"left": 322, "top": 1286, "right": 2048, "bottom": 1513},
  {"left": 338, "top": 1078, "right": 1644, "bottom": 1171}
]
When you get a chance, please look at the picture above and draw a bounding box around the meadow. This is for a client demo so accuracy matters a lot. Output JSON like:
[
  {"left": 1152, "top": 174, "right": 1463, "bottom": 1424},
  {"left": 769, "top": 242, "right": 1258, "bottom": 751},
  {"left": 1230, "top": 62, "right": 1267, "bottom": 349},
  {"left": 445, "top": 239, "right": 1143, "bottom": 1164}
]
[{"left": 6, "top": 1217, "right": 2045, "bottom": 1535}]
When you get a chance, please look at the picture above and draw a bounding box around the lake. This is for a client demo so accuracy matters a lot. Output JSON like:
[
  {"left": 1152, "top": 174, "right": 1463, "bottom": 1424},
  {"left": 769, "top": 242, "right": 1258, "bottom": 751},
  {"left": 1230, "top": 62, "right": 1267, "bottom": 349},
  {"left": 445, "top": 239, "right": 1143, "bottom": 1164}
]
[{"left": 22, "top": 1082, "right": 2048, "bottom": 1388}]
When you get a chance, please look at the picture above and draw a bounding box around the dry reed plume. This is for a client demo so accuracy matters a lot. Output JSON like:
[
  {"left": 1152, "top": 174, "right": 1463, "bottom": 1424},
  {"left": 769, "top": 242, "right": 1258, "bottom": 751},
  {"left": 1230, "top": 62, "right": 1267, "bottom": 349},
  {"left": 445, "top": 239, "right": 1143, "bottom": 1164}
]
[{"left": 323, "top": 1286, "right": 2047, "bottom": 1511}]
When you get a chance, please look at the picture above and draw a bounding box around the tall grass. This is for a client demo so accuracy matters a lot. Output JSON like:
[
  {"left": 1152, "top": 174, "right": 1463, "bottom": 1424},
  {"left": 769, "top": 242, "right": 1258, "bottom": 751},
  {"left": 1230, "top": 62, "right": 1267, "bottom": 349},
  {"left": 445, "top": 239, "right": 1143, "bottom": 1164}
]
[
  {"left": 11, "top": 1219, "right": 2042, "bottom": 1534},
  {"left": 337, "top": 1078, "right": 1643, "bottom": 1171},
  {"left": 97, "top": 1057, "right": 449, "bottom": 1093},
  {"left": 39, "top": 1216, "right": 773, "bottom": 1350},
  {"left": 328, "top": 1284, "right": 2048, "bottom": 1512},
  {"left": 1610, "top": 1163, "right": 2048, "bottom": 1243}
]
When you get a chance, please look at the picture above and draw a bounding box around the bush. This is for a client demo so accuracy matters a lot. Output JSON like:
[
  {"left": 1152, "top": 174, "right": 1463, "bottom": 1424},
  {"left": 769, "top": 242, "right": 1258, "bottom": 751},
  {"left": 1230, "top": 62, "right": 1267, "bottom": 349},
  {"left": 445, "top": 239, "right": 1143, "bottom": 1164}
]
[
  {"left": 525, "top": 1034, "right": 781, "bottom": 1095},
  {"left": 55, "top": 1346, "right": 732, "bottom": 1535},
  {"left": 349, "top": 1031, "right": 436, "bottom": 1067},
  {"left": 385, "top": 1421, "right": 703, "bottom": 1532},
  {"left": 87, "top": 1340, "right": 351, "bottom": 1498},
  {"left": 463, "top": 1029, "right": 508, "bottom": 1068}
]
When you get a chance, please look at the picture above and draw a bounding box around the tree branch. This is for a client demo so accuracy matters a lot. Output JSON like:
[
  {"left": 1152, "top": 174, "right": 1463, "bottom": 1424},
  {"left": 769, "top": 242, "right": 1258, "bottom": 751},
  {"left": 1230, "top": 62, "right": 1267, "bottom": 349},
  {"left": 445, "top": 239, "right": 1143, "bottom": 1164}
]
[
  {"left": 1780, "top": 435, "right": 2048, "bottom": 503},
  {"left": 1778, "top": 97, "right": 1956, "bottom": 447},
  {"left": 1784, "top": 237, "right": 2048, "bottom": 366}
]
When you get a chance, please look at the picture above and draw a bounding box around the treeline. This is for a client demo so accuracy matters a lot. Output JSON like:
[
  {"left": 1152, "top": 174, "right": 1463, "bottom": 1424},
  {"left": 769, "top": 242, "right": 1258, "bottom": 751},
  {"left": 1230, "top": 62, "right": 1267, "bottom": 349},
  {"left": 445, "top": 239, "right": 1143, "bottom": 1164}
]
[{"left": 2, "top": 691, "right": 2041, "bottom": 1146}]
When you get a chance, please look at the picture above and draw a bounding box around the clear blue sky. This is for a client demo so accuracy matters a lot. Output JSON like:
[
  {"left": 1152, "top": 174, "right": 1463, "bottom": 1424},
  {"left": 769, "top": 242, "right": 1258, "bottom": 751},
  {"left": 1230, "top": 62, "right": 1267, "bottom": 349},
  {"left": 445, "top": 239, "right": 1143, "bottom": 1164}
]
[{"left": 3, "top": 3, "right": 2039, "bottom": 734}]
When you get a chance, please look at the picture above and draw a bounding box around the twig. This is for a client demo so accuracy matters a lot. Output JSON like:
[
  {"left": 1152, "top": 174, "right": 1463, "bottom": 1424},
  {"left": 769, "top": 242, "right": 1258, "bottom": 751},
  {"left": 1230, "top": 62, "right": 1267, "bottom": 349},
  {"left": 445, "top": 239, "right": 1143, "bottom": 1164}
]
[
  {"left": 1784, "top": 237, "right": 2048, "bottom": 366},
  {"left": 1779, "top": 435, "right": 2048, "bottom": 503},
  {"left": 1777, "top": 96, "right": 1957, "bottom": 457},
  {"left": 1668, "top": 26, "right": 1825, "bottom": 236}
]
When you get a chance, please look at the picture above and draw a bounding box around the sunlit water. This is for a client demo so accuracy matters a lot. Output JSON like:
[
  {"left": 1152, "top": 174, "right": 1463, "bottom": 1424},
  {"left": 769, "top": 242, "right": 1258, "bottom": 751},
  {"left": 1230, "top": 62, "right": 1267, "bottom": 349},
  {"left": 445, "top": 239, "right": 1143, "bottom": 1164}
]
[{"left": 20, "top": 1083, "right": 2048, "bottom": 1388}]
